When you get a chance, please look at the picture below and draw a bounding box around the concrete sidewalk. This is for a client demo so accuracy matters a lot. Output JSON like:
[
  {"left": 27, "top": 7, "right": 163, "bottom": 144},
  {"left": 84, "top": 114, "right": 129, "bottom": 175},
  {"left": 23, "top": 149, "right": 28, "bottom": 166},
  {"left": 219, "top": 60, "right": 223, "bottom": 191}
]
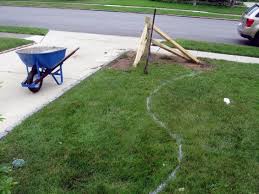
[
  {"left": 0, "top": 30, "right": 138, "bottom": 138},
  {"left": 190, "top": 49, "right": 259, "bottom": 63},
  {"left": 0, "top": 32, "right": 44, "bottom": 43},
  {"left": 152, "top": 46, "right": 259, "bottom": 64}
]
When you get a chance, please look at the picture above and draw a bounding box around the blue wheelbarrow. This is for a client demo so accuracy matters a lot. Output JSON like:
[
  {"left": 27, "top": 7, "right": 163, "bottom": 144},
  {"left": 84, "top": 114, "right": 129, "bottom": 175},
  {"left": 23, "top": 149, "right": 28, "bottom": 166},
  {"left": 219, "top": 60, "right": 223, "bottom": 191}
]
[{"left": 17, "top": 46, "right": 79, "bottom": 93}]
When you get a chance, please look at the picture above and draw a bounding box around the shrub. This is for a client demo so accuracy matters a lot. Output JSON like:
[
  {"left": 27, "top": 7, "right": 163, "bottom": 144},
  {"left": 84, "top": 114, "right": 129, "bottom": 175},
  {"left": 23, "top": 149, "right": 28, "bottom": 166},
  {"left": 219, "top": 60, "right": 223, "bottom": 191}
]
[{"left": 0, "top": 165, "right": 17, "bottom": 194}]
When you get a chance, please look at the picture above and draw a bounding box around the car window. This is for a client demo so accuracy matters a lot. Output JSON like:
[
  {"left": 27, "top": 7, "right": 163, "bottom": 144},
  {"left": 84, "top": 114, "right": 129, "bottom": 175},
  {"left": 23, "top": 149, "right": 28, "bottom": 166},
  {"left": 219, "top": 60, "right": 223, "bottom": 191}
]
[
  {"left": 245, "top": 5, "right": 257, "bottom": 14},
  {"left": 246, "top": 5, "right": 259, "bottom": 16}
]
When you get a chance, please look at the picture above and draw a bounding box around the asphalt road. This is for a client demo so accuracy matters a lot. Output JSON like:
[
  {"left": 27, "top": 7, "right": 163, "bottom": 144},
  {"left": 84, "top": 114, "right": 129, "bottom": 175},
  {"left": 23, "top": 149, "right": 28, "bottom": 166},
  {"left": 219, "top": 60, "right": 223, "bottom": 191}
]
[{"left": 0, "top": 6, "right": 248, "bottom": 45}]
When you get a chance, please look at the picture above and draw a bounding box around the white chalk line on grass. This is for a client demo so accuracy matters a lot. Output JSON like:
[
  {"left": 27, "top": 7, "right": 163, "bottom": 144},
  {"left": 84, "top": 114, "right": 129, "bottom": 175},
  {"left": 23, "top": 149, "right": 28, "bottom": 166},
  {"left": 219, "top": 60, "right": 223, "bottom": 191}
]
[{"left": 147, "top": 72, "right": 199, "bottom": 194}]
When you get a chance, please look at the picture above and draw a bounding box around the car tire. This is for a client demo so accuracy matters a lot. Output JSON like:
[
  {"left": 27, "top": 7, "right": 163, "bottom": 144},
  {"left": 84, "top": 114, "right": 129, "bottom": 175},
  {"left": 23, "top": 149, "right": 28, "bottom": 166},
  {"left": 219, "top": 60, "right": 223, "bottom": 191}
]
[{"left": 252, "top": 33, "right": 259, "bottom": 46}]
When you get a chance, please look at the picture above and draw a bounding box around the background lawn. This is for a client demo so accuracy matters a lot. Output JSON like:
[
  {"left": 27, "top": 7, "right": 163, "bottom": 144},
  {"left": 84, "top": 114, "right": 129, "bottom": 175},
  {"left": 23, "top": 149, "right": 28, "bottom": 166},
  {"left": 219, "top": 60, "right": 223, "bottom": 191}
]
[
  {"left": 0, "top": 26, "right": 48, "bottom": 35},
  {"left": 0, "top": 37, "right": 33, "bottom": 52},
  {"left": 0, "top": 58, "right": 258, "bottom": 193},
  {"left": 0, "top": 0, "right": 246, "bottom": 20}
]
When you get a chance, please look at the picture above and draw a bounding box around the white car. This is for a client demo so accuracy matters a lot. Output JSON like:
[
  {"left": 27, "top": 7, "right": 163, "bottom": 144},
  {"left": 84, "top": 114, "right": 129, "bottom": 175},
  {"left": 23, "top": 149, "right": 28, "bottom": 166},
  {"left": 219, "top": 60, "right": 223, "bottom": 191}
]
[{"left": 238, "top": 4, "right": 259, "bottom": 45}]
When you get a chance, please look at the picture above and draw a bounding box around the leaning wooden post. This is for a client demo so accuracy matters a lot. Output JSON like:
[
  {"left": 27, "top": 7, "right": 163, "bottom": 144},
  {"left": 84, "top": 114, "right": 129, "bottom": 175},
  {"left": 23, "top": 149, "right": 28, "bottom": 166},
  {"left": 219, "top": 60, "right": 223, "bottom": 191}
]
[
  {"left": 143, "top": 17, "right": 152, "bottom": 57},
  {"left": 133, "top": 17, "right": 150, "bottom": 67}
]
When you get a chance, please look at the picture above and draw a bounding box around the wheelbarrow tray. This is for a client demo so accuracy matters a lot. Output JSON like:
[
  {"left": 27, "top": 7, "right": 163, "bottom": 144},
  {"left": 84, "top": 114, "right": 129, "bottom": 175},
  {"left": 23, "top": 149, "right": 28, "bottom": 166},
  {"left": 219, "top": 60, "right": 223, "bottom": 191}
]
[{"left": 16, "top": 46, "right": 66, "bottom": 69}]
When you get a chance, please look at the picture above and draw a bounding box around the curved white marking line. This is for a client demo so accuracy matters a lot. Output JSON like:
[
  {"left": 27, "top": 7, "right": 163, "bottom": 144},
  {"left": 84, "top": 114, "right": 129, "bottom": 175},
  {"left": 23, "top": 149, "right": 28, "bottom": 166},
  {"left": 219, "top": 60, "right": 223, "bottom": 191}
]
[{"left": 147, "top": 72, "right": 200, "bottom": 194}]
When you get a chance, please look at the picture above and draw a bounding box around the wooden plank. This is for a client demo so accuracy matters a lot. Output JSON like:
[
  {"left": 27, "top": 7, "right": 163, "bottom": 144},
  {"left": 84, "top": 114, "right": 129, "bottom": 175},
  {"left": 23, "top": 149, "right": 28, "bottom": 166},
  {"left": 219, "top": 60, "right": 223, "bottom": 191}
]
[
  {"left": 153, "top": 25, "right": 200, "bottom": 63},
  {"left": 152, "top": 40, "right": 189, "bottom": 60},
  {"left": 133, "top": 24, "right": 148, "bottom": 67},
  {"left": 133, "top": 19, "right": 149, "bottom": 67},
  {"left": 143, "top": 17, "right": 152, "bottom": 56}
]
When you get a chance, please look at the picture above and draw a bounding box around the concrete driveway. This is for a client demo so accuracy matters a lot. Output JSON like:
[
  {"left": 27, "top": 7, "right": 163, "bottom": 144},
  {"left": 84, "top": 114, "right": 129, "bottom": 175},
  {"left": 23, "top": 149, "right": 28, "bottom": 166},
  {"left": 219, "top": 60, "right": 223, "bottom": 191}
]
[{"left": 0, "top": 31, "right": 138, "bottom": 138}]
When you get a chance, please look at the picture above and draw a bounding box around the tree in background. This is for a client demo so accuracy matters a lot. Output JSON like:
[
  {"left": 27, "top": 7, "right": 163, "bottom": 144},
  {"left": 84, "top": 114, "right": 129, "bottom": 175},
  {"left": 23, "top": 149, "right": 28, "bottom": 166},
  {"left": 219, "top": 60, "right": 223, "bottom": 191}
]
[
  {"left": 229, "top": 0, "right": 236, "bottom": 6},
  {"left": 154, "top": 0, "right": 239, "bottom": 6}
]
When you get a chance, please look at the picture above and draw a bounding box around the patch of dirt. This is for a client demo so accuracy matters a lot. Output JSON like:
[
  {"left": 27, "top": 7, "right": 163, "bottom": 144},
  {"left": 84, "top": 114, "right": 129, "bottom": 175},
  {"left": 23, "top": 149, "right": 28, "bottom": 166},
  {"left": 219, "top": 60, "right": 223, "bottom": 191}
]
[
  {"left": 108, "top": 51, "right": 213, "bottom": 71},
  {"left": 107, "top": 51, "right": 136, "bottom": 71}
]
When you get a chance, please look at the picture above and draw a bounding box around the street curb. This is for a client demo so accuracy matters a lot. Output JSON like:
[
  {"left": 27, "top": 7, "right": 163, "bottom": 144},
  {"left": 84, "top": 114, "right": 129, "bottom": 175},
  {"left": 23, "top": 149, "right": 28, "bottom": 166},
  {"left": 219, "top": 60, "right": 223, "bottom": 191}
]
[
  {"left": 92, "top": 9, "right": 240, "bottom": 21},
  {"left": 70, "top": 8, "right": 240, "bottom": 21},
  {"left": 0, "top": 4, "right": 240, "bottom": 21}
]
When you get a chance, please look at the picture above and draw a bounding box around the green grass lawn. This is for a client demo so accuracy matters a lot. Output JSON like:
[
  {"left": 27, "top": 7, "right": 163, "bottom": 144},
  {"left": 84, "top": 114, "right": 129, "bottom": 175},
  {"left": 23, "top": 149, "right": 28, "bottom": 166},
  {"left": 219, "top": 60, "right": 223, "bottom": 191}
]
[
  {"left": 0, "top": 58, "right": 258, "bottom": 193},
  {"left": 165, "top": 39, "right": 259, "bottom": 58},
  {"left": 0, "top": 0, "right": 246, "bottom": 20},
  {"left": 0, "top": 37, "right": 33, "bottom": 52},
  {"left": 0, "top": 26, "right": 48, "bottom": 35}
]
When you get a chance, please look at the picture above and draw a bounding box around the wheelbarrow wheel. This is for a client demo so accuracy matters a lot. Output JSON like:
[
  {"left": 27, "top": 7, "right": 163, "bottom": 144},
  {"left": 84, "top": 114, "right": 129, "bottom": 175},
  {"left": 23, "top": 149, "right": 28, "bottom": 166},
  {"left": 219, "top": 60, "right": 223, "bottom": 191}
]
[{"left": 26, "top": 67, "right": 43, "bottom": 93}]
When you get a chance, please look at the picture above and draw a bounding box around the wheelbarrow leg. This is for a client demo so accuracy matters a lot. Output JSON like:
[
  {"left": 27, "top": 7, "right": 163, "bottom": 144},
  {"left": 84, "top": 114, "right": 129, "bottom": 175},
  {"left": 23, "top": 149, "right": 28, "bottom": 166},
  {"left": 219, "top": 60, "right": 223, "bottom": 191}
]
[
  {"left": 26, "top": 64, "right": 43, "bottom": 93},
  {"left": 51, "top": 64, "right": 63, "bottom": 85}
]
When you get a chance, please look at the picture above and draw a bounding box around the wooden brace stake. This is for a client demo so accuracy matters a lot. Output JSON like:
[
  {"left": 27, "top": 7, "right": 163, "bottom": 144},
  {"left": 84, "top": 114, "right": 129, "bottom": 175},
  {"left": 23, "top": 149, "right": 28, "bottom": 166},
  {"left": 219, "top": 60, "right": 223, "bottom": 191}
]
[
  {"left": 152, "top": 25, "right": 200, "bottom": 63},
  {"left": 133, "top": 16, "right": 200, "bottom": 67},
  {"left": 152, "top": 39, "right": 189, "bottom": 60}
]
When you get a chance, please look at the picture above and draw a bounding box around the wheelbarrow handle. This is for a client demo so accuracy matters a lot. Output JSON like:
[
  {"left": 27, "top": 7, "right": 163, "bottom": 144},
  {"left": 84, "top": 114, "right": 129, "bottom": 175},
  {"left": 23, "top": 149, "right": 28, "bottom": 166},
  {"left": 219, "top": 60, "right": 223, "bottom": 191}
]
[
  {"left": 59, "top": 47, "right": 80, "bottom": 65},
  {"left": 34, "top": 47, "right": 80, "bottom": 84}
]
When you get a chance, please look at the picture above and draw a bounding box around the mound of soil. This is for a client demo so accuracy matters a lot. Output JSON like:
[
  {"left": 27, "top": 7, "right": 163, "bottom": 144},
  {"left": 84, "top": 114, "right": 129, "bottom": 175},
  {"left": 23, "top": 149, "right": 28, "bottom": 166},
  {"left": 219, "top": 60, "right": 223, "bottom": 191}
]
[{"left": 108, "top": 51, "right": 212, "bottom": 71}]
